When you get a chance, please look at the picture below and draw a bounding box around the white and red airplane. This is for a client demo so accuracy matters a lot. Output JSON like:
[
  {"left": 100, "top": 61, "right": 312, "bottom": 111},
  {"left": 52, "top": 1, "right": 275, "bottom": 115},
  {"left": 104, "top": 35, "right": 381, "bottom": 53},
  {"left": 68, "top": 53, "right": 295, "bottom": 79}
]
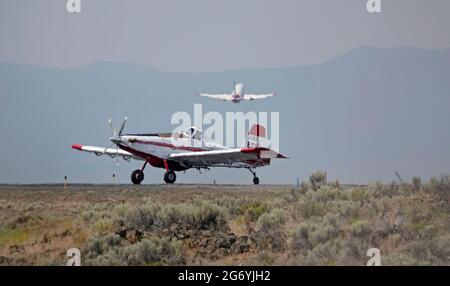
[
  {"left": 198, "top": 82, "right": 276, "bottom": 103},
  {"left": 72, "top": 118, "right": 287, "bottom": 184}
]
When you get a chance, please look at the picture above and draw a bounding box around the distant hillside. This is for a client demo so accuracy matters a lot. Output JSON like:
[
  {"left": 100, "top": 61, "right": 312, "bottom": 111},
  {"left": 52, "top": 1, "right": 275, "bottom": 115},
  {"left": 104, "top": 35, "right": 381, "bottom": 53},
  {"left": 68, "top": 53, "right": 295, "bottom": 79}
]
[{"left": 0, "top": 47, "right": 450, "bottom": 184}]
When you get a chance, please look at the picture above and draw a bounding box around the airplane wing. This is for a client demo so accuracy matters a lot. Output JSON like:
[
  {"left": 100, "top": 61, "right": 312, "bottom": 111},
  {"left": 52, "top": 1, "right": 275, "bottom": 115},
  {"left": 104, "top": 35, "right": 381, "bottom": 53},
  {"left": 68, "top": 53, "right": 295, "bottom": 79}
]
[
  {"left": 71, "top": 144, "right": 142, "bottom": 160},
  {"left": 243, "top": 93, "right": 276, "bottom": 100},
  {"left": 169, "top": 147, "right": 287, "bottom": 167},
  {"left": 198, "top": 93, "right": 232, "bottom": 101}
]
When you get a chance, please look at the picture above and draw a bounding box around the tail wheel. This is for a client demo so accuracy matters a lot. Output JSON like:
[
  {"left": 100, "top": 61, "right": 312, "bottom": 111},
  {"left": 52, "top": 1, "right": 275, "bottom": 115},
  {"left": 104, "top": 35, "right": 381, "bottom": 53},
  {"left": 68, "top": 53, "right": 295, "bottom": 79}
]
[
  {"left": 253, "top": 176, "right": 260, "bottom": 185},
  {"left": 164, "top": 170, "right": 176, "bottom": 184},
  {"left": 131, "top": 169, "right": 144, "bottom": 184}
]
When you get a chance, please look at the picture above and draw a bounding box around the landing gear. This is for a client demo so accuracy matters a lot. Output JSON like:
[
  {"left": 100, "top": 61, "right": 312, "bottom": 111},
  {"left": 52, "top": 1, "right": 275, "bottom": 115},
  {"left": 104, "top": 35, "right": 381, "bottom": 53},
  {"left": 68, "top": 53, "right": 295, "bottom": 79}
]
[
  {"left": 248, "top": 168, "right": 260, "bottom": 185},
  {"left": 131, "top": 169, "right": 144, "bottom": 184},
  {"left": 164, "top": 170, "right": 176, "bottom": 184},
  {"left": 131, "top": 161, "right": 147, "bottom": 185}
]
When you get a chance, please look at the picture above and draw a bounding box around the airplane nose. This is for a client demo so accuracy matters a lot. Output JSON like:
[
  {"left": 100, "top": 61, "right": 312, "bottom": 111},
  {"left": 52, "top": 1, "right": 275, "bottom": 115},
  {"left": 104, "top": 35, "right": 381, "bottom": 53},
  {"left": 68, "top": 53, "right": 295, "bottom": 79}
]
[{"left": 110, "top": 137, "right": 121, "bottom": 145}]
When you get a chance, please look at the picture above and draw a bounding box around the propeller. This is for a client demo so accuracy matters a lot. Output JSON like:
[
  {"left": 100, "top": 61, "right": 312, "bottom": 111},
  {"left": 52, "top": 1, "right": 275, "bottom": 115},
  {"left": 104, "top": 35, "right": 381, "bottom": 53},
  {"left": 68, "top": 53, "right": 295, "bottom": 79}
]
[
  {"left": 107, "top": 116, "right": 128, "bottom": 166},
  {"left": 108, "top": 118, "right": 116, "bottom": 137},
  {"left": 118, "top": 116, "right": 128, "bottom": 136},
  {"left": 233, "top": 80, "right": 236, "bottom": 94},
  {"left": 108, "top": 117, "right": 128, "bottom": 139}
]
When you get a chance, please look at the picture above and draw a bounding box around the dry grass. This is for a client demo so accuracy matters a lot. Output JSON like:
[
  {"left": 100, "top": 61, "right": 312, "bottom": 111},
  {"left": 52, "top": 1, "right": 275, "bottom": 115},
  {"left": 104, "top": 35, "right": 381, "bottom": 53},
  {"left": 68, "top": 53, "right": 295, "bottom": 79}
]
[{"left": 0, "top": 177, "right": 449, "bottom": 266}]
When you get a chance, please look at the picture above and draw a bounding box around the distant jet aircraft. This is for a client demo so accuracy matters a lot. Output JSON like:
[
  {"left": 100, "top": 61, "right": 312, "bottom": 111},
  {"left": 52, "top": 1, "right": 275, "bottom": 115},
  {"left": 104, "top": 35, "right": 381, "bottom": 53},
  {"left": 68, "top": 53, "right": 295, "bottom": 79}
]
[
  {"left": 199, "top": 82, "right": 276, "bottom": 103},
  {"left": 72, "top": 117, "right": 287, "bottom": 185}
]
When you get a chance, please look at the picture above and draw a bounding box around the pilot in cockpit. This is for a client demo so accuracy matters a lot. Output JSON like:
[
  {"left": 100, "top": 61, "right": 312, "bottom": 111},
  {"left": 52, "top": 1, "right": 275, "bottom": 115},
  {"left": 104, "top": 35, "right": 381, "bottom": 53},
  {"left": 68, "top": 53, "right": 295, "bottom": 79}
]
[{"left": 188, "top": 126, "right": 203, "bottom": 140}]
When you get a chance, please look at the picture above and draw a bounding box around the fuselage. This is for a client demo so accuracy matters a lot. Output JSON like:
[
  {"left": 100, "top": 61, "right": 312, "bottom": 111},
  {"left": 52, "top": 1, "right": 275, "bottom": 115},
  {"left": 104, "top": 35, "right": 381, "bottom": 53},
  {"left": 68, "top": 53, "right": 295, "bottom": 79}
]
[
  {"left": 112, "top": 130, "right": 268, "bottom": 170},
  {"left": 231, "top": 83, "right": 245, "bottom": 103},
  {"left": 115, "top": 134, "right": 213, "bottom": 170}
]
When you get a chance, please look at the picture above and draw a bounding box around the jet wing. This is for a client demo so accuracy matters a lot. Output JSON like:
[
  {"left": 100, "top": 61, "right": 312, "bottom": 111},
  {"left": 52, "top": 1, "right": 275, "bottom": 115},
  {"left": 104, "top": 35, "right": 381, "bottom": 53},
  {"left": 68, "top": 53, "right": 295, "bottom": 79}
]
[
  {"left": 169, "top": 147, "right": 287, "bottom": 167},
  {"left": 243, "top": 93, "right": 276, "bottom": 100},
  {"left": 198, "top": 93, "right": 232, "bottom": 101},
  {"left": 71, "top": 144, "right": 141, "bottom": 160}
]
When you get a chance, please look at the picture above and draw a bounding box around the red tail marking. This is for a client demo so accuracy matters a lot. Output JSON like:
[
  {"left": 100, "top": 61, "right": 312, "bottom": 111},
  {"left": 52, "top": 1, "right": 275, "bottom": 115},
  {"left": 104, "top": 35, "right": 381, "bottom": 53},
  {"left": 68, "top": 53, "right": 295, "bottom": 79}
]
[
  {"left": 248, "top": 124, "right": 266, "bottom": 138},
  {"left": 71, "top": 144, "right": 83, "bottom": 150}
]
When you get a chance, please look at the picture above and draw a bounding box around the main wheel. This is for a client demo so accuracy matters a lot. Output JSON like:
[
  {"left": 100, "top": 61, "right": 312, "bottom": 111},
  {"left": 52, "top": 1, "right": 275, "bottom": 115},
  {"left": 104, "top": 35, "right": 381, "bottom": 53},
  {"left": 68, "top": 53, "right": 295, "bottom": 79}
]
[
  {"left": 131, "top": 169, "right": 144, "bottom": 184},
  {"left": 164, "top": 170, "right": 176, "bottom": 184},
  {"left": 253, "top": 176, "right": 260, "bottom": 185}
]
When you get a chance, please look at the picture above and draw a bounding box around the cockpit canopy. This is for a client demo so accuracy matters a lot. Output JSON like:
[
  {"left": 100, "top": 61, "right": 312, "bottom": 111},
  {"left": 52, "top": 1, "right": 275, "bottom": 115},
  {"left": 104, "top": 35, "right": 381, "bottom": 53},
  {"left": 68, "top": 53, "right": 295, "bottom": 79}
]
[{"left": 183, "top": 126, "right": 203, "bottom": 140}]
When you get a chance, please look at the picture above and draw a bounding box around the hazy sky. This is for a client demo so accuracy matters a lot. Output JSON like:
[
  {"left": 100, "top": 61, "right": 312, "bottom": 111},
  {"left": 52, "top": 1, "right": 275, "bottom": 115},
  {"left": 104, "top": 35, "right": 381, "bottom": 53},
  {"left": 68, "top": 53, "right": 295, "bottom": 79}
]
[
  {"left": 1, "top": 0, "right": 450, "bottom": 71},
  {"left": 0, "top": 1, "right": 450, "bottom": 184}
]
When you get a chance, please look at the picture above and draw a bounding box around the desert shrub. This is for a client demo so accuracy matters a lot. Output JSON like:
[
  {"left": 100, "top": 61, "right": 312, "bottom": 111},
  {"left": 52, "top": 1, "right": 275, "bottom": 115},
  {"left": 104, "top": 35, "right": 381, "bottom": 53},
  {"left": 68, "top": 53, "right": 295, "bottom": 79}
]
[
  {"left": 92, "top": 218, "right": 115, "bottom": 236},
  {"left": 293, "top": 198, "right": 326, "bottom": 221},
  {"left": 349, "top": 188, "right": 370, "bottom": 204},
  {"left": 114, "top": 200, "right": 227, "bottom": 232},
  {"left": 311, "top": 185, "right": 349, "bottom": 202},
  {"left": 292, "top": 186, "right": 358, "bottom": 222},
  {"left": 350, "top": 220, "right": 371, "bottom": 237},
  {"left": 371, "top": 219, "right": 396, "bottom": 239},
  {"left": 382, "top": 253, "right": 428, "bottom": 266},
  {"left": 0, "top": 199, "right": 7, "bottom": 209},
  {"left": 92, "top": 202, "right": 111, "bottom": 212},
  {"left": 257, "top": 252, "right": 275, "bottom": 266},
  {"left": 309, "top": 240, "right": 340, "bottom": 265},
  {"left": 268, "top": 197, "right": 287, "bottom": 209},
  {"left": 158, "top": 205, "right": 183, "bottom": 226},
  {"left": 243, "top": 203, "right": 267, "bottom": 222},
  {"left": 114, "top": 202, "right": 167, "bottom": 231},
  {"left": 293, "top": 250, "right": 321, "bottom": 266},
  {"left": 412, "top": 176, "right": 422, "bottom": 191},
  {"left": 426, "top": 175, "right": 450, "bottom": 192},
  {"left": 6, "top": 214, "right": 44, "bottom": 229},
  {"left": 187, "top": 200, "right": 228, "bottom": 229},
  {"left": 372, "top": 181, "right": 401, "bottom": 198},
  {"left": 290, "top": 213, "right": 341, "bottom": 253},
  {"left": 300, "top": 182, "right": 311, "bottom": 193},
  {"left": 113, "top": 203, "right": 134, "bottom": 218},
  {"left": 423, "top": 175, "right": 450, "bottom": 199},
  {"left": 289, "top": 223, "right": 311, "bottom": 251},
  {"left": 336, "top": 238, "right": 371, "bottom": 265},
  {"left": 85, "top": 250, "right": 122, "bottom": 266},
  {"left": 0, "top": 227, "right": 31, "bottom": 246},
  {"left": 118, "top": 236, "right": 184, "bottom": 265},
  {"left": 117, "top": 203, "right": 162, "bottom": 231},
  {"left": 330, "top": 180, "right": 341, "bottom": 190},
  {"left": 312, "top": 214, "right": 341, "bottom": 246},
  {"left": 81, "top": 210, "right": 95, "bottom": 225},
  {"left": 427, "top": 235, "right": 450, "bottom": 263},
  {"left": 84, "top": 235, "right": 184, "bottom": 266},
  {"left": 364, "top": 196, "right": 393, "bottom": 219},
  {"left": 237, "top": 202, "right": 268, "bottom": 227},
  {"left": 254, "top": 208, "right": 285, "bottom": 251},
  {"left": 282, "top": 187, "right": 308, "bottom": 204},
  {"left": 257, "top": 208, "right": 284, "bottom": 231},
  {"left": 81, "top": 208, "right": 113, "bottom": 226},
  {"left": 309, "top": 171, "right": 327, "bottom": 190},
  {"left": 309, "top": 226, "right": 331, "bottom": 246},
  {"left": 215, "top": 197, "right": 263, "bottom": 216},
  {"left": 332, "top": 200, "right": 359, "bottom": 219},
  {"left": 394, "top": 235, "right": 450, "bottom": 265},
  {"left": 84, "top": 234, "right": 122, "bottom": 258}
]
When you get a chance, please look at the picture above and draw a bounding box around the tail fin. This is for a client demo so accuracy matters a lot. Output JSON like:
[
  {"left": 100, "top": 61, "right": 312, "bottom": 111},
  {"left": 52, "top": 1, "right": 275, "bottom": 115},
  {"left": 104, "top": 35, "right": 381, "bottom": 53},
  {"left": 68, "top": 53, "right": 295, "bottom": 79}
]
[{"left": 244, "top": 124, "right": 266, "bottom": 148}]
